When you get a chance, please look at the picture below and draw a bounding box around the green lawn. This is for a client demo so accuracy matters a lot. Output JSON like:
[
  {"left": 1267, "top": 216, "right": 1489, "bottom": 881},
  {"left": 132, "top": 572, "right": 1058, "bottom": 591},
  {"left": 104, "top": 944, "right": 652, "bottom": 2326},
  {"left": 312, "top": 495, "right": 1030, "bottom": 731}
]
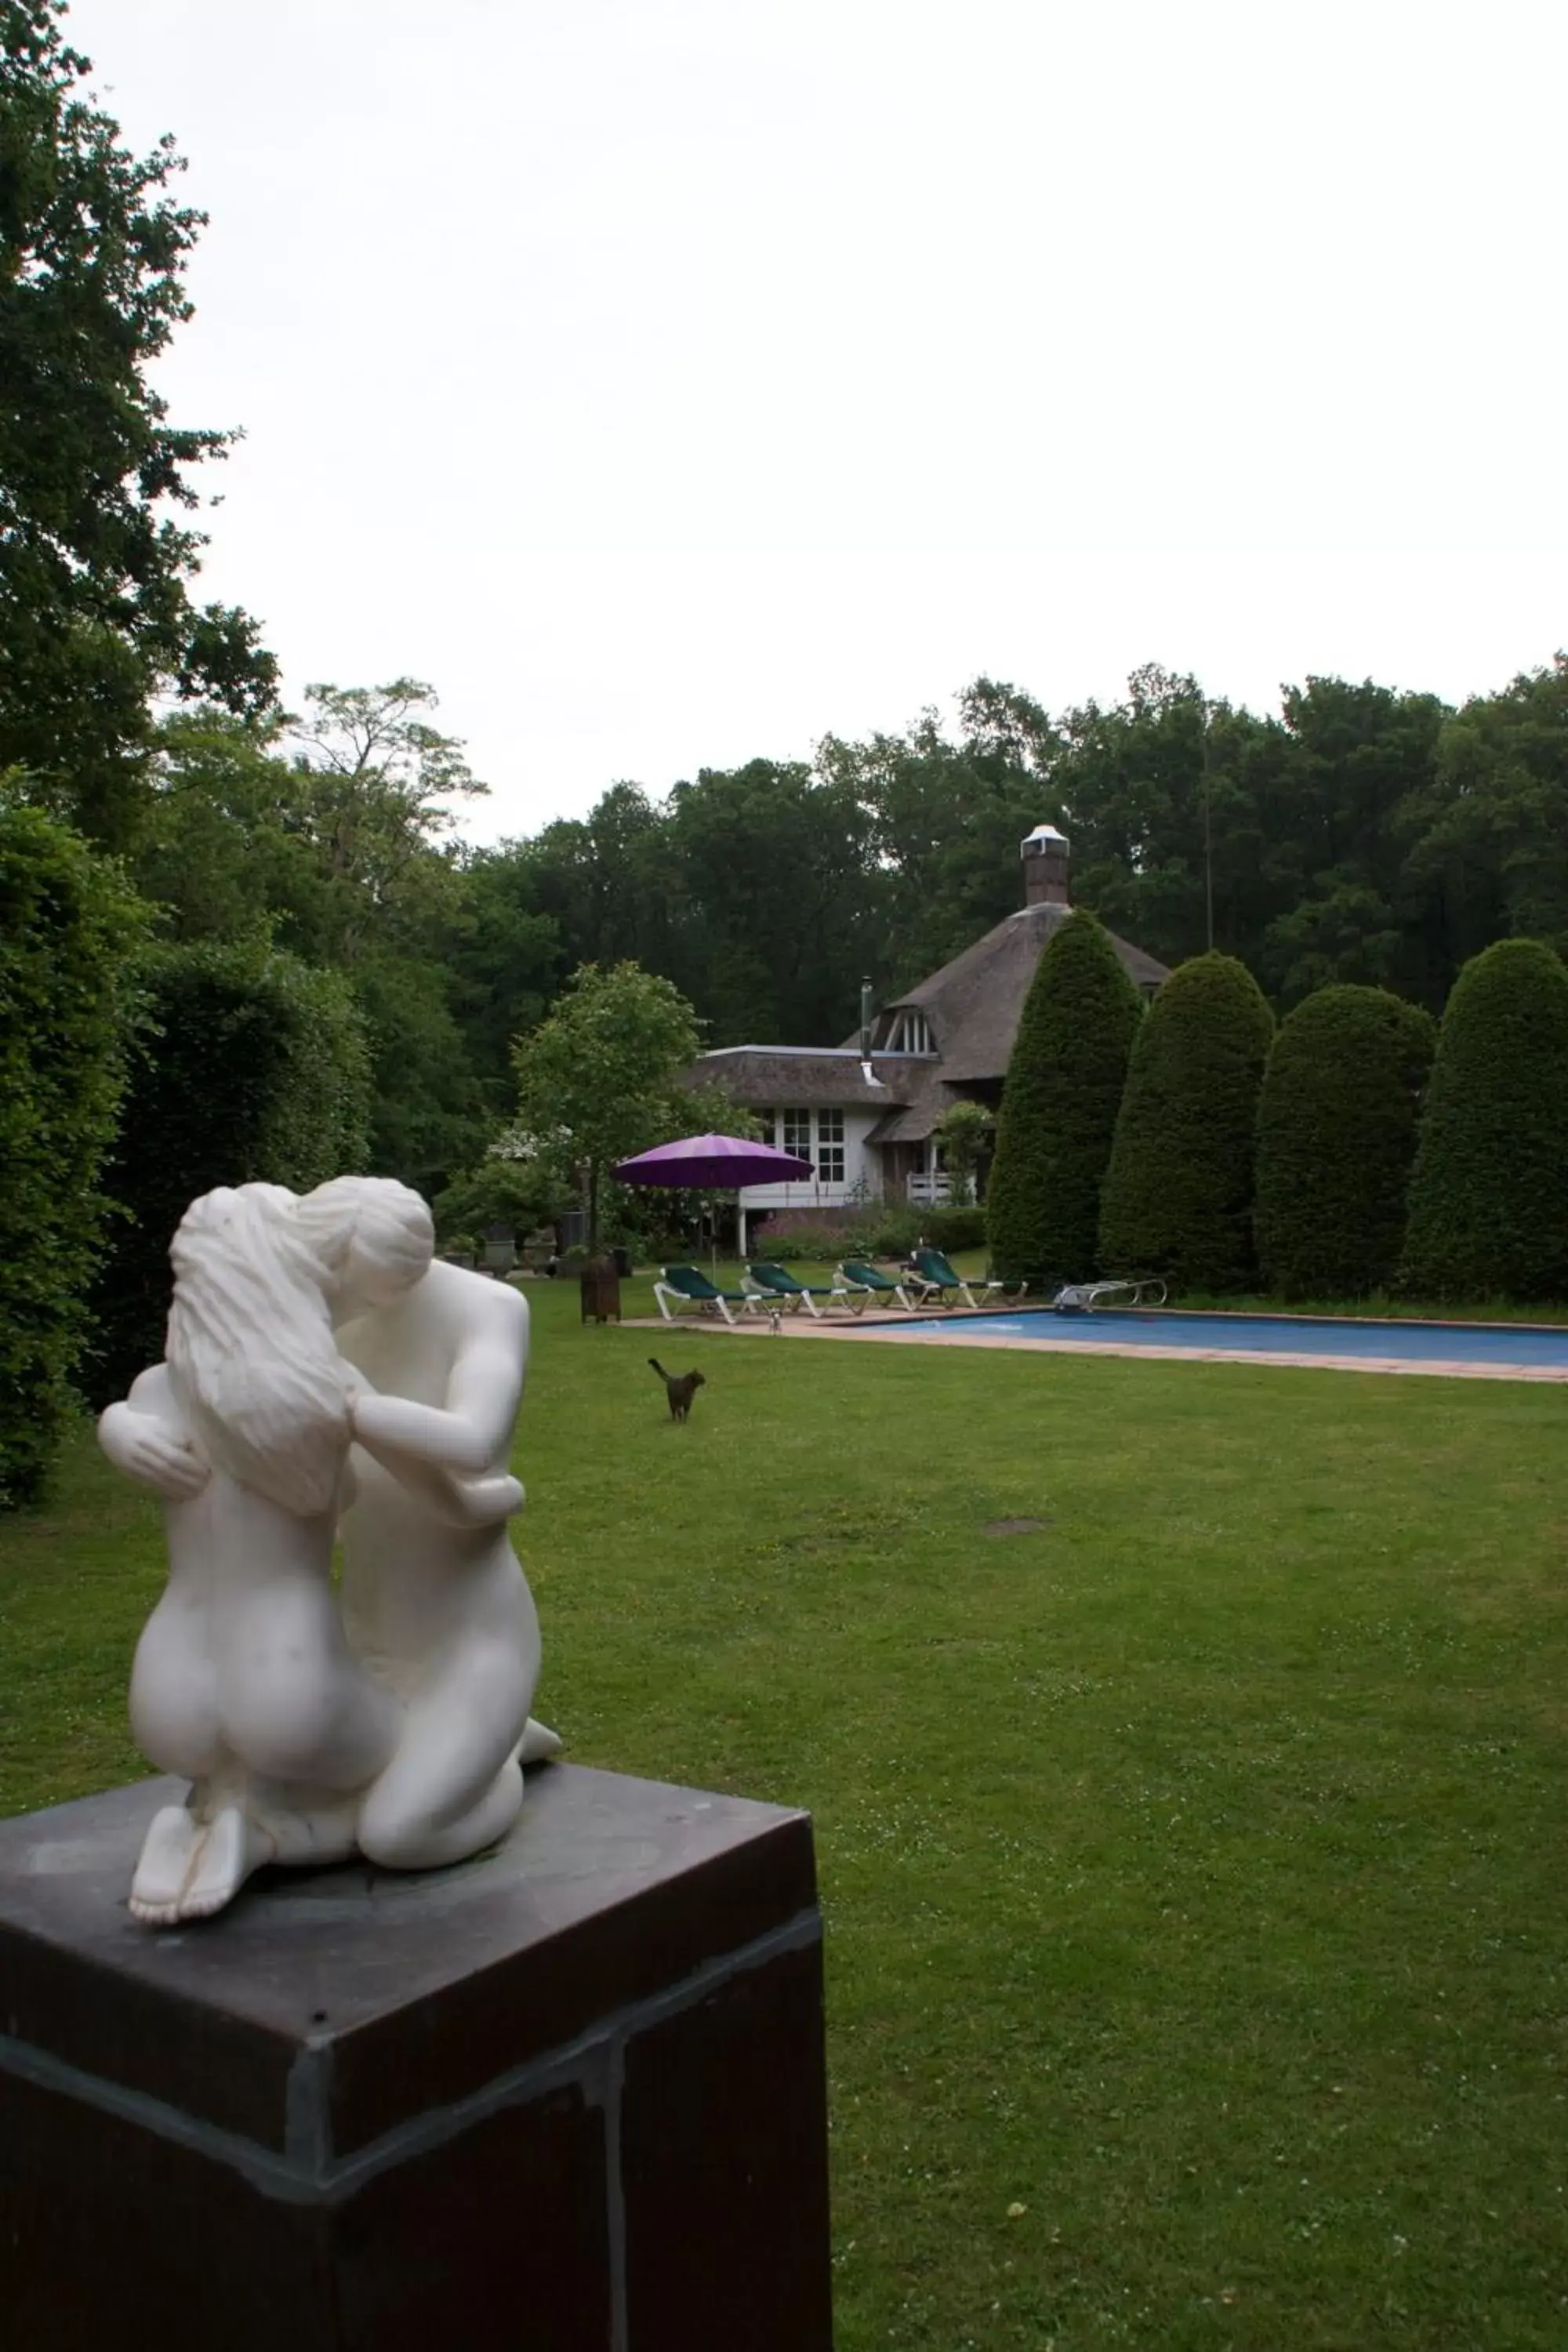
[{"left": 5, "top": 1275, "right": 1567, "bottom": 2350}]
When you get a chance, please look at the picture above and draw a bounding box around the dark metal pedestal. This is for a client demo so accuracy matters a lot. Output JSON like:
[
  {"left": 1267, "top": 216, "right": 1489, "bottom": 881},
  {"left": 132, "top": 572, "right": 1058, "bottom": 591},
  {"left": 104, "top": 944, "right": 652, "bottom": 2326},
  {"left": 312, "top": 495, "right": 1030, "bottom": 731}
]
[{"left": 0, "top": 1763, "right": 832, "bottom": 2351}]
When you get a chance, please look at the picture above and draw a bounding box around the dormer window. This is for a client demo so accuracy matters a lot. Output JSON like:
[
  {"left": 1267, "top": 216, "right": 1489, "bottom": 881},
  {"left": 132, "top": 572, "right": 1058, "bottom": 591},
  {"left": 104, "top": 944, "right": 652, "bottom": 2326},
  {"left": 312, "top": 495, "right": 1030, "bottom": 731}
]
[{"left": 885, "top": 1009, "right": 935, "bottom": 1055}]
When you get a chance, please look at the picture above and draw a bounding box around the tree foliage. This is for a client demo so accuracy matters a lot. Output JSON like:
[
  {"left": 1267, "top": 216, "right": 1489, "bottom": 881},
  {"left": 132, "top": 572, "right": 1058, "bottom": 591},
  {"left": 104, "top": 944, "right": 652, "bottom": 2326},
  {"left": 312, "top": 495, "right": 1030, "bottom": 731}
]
[
  {"left": 0, "top": 795, "right": 147, "bottom": 1503},
  {"left": 128, "top": 686, "right": 495, "bottom": 1184},
  {"left": 0, "top": 3, "right": 276, "bottom": 844},
  {"left": 933, "top": 1098, "right": 993, "bottom": 1208},
  {"left": 1397, "top": 939, "right": 1568, "bottom": 1301},
  {"left": 1254, "top": 985, "right": 1436, "bottom": 1300},
  {"left": 430, "top": 1153, "right": 570, "bottom": 1246},
  {"left": 87, "top": 940, "right": 371, "bottom": 1405},
  {"left": 509, "top": 961, "right": 703, "bottom": 1247},
  {"left": 1098, "top": 953, "right": 1275, "bottom": 1292},
  {"left": 984, "top": 911, "right": 1142, "bottom": 1288}
]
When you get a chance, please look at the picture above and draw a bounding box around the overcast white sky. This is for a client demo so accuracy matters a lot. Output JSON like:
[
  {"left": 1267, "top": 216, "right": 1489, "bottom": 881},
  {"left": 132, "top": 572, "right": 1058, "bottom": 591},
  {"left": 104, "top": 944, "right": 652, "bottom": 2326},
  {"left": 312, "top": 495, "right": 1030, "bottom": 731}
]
[{"left": 66, "top": 0, "right": 1567, "bottom": 843}]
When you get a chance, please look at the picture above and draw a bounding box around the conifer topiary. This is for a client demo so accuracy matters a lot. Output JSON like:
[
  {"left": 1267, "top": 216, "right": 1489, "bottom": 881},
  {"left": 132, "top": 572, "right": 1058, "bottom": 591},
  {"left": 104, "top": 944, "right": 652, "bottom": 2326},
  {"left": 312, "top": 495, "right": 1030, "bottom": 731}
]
[
  {"left": 985, "top": 909, "right": 1143, "bottom": 1290},
  {"left": 1397, "top": 938, "right": 1568, "bottom": 1301},
  {"left": 1255, "top": 985, "right": 1436, "bottom": 1299},
  {"left": 1098, "top": 952, "right": 1274, "bottom": 1292}
]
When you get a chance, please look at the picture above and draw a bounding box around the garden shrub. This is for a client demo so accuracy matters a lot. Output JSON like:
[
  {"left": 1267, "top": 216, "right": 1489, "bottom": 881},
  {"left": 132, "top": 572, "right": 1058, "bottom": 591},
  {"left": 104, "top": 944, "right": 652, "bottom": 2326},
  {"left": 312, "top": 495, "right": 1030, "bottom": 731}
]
[
  {"left": 853, "top": 1204, "right": 924, "bottom": 1259},
  {"left": 1397, "top": 938, "right": 1568, "bottom": 1300},
  {"left": 925, "top": 1204, "right": 986, "bottom": 1254},
  {"left": 749, "top": 1221, "right": 859, "bottom": 1263},
  {"left": 1255, "top": 985, "right": 1436, "bottom": 1298},
  {"left": 0, "top": 801, "right": 147, "bottom": 1506},
  {"left": 1098, "top": 951, "right": 1274, "bottom": 1292},
  {"left": 431, "top": 1155, "right": 568, "bottom": 1243},
  {"left": 88, "top": 940, "right": 372, "bottom": 1405},
  {"left": 985, "top": 910, "right": 1144, "bottom": 1289}
]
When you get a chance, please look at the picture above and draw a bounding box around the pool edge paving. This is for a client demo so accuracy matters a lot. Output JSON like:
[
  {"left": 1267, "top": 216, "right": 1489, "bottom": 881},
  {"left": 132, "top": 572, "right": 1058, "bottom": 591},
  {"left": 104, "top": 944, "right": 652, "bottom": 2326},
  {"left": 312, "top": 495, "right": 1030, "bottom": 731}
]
[{"left": 620, "top": 1316, "right": 1568, "bottom": 1382}]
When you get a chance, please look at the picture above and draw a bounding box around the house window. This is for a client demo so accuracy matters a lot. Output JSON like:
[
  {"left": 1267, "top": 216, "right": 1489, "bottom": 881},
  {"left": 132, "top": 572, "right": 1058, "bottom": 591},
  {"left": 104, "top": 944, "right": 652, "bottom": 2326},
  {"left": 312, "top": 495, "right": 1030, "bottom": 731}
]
[
  {"left": 755, "top": 1108, "right": 776, "bottom": 1145},
  {"left": 817, "top": 1107, "right": 844, "bottom": 1185},
  {"left": 781, "top": 1108, "right": 811, "bottom": 1162},
  {"left": 888, "top": 1010, "right": 935, "bottom": 1054}
]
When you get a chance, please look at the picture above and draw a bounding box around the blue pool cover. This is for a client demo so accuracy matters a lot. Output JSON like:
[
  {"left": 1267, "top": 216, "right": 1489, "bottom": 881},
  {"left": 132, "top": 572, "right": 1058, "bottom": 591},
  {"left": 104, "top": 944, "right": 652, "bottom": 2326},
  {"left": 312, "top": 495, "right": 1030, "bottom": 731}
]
[{"left": 882, "top": 1308, "right": 1568, "bottom": 1369}]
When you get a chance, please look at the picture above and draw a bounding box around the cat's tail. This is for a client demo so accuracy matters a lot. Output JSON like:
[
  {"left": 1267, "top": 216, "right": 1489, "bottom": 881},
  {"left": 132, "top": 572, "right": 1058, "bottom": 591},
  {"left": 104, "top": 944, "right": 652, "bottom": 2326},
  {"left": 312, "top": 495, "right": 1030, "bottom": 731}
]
[{"left": 648, "top": 1358, "right": 668, "bottom": 1381}]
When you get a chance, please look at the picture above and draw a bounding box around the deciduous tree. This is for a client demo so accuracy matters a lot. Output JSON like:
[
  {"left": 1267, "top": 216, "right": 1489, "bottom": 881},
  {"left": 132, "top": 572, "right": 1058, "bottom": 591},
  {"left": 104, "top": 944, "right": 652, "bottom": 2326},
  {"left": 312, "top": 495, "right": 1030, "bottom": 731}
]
[
  {"left": 0, "top": 2, "right": 276, "bottom": 844},
  {"left": 509, "top": 962, "right": 702, "bottom": 1247}
]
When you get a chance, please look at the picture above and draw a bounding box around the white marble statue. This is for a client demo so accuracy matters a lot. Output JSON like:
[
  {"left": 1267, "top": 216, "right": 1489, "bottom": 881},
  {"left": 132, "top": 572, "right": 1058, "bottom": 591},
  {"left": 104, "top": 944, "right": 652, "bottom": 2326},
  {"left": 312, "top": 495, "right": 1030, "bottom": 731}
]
[{"left": 96, "top": 1175, "right": 557, "bottom": 1926}]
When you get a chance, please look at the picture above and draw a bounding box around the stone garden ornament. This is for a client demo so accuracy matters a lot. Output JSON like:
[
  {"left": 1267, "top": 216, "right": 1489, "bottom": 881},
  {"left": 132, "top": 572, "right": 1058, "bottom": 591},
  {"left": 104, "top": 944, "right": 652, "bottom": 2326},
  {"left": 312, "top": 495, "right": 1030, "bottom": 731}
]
[{"left": 96, "top": 1176, "right": 558, "bottom": 1926}]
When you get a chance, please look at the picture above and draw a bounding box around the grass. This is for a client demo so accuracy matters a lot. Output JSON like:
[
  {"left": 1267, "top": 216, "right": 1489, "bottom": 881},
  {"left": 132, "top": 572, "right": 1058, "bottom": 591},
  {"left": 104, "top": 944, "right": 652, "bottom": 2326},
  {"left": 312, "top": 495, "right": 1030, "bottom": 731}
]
[{"left": 5, "top": 1274, "right": 1568, "bottom": 2348}]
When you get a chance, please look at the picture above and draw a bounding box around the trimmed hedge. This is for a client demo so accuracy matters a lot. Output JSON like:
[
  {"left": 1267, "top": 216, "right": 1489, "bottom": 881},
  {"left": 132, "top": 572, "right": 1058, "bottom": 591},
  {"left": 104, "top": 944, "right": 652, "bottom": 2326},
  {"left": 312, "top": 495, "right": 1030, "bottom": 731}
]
[
  {"left": 1255, "top": 985, "right": 1436, "bottom": 1299},
  {"left": 1, "top": 801, "right": 147, "bottom": 1506},
  {"left": 985, "top": 910, "right": 1144, "bottom": 1289},
  {"left": 1397, "top": 938, "right": 1568, "bottom": 1301},
  {"left": 1098, "top": 952, "right": 1274, "bottom": 1292},
  {"left": 87, "top": 940, "right": 372, "bottom": 1405}
]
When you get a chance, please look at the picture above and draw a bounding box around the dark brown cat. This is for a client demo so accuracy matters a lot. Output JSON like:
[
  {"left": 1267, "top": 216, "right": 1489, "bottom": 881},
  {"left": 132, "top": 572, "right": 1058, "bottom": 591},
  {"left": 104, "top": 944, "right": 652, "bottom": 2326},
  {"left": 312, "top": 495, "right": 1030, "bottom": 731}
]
[{"left": 648, "top": 1358, "right": 706, "bottom": 1421}]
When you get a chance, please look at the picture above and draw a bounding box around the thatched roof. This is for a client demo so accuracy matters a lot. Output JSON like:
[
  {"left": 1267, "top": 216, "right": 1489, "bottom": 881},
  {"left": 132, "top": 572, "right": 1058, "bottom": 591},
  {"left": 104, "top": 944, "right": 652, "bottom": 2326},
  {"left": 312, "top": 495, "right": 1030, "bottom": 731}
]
[
  {"left": 681, "top": 904, "right": 1170, "bottom": 1143},
  {"left": 874, "top": 903, "right": 1168, "bottom": 1086},
  {"left": 679, "top": 1047, "right": 928, "bottom": 1110}
]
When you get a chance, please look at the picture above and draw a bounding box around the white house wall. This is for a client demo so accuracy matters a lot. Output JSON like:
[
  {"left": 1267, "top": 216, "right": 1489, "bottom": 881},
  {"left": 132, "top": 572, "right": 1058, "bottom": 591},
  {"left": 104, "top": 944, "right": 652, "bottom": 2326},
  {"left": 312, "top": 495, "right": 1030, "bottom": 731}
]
[{"left": 738, "top": 1107, "right": 884, "bottom": 1213}]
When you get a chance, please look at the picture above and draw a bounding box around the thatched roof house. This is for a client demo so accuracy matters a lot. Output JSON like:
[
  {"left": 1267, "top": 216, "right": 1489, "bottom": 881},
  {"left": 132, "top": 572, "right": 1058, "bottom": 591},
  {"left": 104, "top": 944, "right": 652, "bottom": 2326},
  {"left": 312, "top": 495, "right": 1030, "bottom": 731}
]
[{"left": 682, "top": 825, "right": 1168, "bottom": 1223}]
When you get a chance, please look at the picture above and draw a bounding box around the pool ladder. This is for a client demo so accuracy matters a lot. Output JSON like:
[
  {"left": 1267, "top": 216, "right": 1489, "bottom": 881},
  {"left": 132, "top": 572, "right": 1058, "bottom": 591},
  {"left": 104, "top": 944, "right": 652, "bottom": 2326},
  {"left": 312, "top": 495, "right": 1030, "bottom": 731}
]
[{"left": 1050, "top": 1278, "right": 1168, "bottom": 1314}]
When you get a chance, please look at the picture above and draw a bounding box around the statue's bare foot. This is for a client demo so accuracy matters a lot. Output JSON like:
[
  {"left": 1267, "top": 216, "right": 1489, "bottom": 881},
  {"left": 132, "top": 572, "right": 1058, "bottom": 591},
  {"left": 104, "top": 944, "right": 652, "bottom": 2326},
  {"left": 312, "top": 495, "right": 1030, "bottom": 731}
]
[
  {"left": 129, "top": 1804, "right": 202, "bottom": 1926},
  {"left": 176, "top": 1803, "right": 272, "bottom": 1922},
  {"left": 518, "top": 1716, "right": 562, "bottom": 1764}
]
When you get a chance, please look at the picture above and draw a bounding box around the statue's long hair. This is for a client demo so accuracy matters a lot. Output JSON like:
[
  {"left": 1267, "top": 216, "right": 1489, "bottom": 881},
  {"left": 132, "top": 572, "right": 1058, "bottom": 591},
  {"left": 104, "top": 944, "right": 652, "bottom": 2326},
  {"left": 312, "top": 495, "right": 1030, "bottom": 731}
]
[
  {"left": 165, "top": 1185, "right": 351, "bottom": 1515},
  {"left": 163, "top": 1177, "right": 432, "bottom": 1518}
]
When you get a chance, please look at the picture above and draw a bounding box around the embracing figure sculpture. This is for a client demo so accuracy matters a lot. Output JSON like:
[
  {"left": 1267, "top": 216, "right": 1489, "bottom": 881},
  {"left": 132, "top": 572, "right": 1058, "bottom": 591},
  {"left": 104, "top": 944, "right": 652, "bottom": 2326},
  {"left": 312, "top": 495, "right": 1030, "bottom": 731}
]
[{"left": 96, "top": 1174, "right": 557, "bottom": 1927}]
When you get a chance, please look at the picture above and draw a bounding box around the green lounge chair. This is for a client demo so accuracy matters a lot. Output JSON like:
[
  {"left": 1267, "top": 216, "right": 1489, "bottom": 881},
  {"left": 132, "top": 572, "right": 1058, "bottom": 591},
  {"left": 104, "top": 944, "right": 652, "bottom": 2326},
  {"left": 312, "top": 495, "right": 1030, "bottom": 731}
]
[
  {"left": 909, "top": 1246, "right": 1004, "bottom": 1312},
  {"left": 742, "top": 1261, "right": 837, "bottom": 1318},
  {"left": 830, "top": 1259, "right": 924, "bottom": 1314},
  {"left": 654, "top": 1264, "right": 758, "bottom": 1326}
]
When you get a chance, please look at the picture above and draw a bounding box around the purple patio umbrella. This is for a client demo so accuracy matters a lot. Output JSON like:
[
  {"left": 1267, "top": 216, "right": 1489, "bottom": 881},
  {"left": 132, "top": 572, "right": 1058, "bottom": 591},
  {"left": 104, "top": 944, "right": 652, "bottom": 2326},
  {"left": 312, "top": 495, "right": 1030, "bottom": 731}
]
[
  {"left": 613, "top": 1131, "right": 815, "bottom": 1268},
  {"left": 612, "top": 1131, "right": 813, "bottom": 1189}
]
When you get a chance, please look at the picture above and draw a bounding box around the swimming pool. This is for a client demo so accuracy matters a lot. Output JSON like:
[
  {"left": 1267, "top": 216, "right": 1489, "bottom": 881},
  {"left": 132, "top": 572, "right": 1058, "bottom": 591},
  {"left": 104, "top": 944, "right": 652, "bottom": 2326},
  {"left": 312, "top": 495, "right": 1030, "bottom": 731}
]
[{"left": 870, "top": 1307, "right": 1568, "bottom": 1378}]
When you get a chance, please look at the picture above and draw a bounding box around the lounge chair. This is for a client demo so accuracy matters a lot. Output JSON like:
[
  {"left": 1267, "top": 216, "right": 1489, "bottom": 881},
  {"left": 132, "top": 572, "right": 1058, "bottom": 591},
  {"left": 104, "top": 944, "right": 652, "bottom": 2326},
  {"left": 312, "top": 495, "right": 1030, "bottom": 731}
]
[
  {"left": 909, "top": 1247, "right": 1004, "bottom": 1312},
  {"left": 1050, "top": 1277, "right": 1168, "bottom": 1312},
  {"left": 831, "top": 1259, "right": 925, "bottom": 1314},
  {"left": 742, "top": 1261, "right": 837, "bottom": 1318},
  {"left": 654, "top": 1265, "right": 759, "bottom": 1326}
]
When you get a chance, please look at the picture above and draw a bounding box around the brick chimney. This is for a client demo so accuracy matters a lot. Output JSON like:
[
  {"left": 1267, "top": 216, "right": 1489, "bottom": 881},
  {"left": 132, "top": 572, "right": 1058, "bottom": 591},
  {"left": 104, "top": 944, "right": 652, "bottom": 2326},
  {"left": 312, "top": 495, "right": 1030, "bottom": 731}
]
[{"left": 1021, "top": 823, "right": 1069, "bottom": 907}]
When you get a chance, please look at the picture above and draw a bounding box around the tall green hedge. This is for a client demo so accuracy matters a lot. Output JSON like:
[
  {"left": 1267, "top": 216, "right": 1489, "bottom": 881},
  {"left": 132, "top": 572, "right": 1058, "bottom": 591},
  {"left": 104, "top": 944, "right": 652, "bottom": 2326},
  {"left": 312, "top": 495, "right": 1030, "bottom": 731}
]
[
  {"left": 1397, "top": 938, "right": 1568, "bottom": 1301},
  {"left": 88, "top": 940, "right": 372, "bottom": 1405},
  {"left": 985, "top": 910, "right": 1144, "bottom": 1288},
  {"left": 1, "top": 800, "right": 147, "bottom": 1507},
  {"left": 1255, "top": 985, "right": 1436, "bottom": 1298},
  {"left": 1098, "top": 952, "right": 1275, "bottom": 1292}
]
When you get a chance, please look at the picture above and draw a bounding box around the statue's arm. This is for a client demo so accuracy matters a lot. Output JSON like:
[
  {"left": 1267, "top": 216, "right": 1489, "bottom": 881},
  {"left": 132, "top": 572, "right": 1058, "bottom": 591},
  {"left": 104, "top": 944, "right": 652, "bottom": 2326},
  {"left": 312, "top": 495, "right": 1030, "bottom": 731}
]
[
  {"left": 97, "top": 1367, "right": 209, "bottom": 1501},
  {"left": 350, "top": 1317, "right": 524, "bottom": 1479}
]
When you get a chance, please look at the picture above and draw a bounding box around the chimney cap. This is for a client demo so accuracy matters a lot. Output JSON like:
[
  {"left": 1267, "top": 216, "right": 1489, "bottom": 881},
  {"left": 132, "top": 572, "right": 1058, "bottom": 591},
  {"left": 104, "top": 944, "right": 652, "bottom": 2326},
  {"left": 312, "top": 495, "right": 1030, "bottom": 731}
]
[{"left": 1021, "top": 823, "right": 1069, "bottom": 853}]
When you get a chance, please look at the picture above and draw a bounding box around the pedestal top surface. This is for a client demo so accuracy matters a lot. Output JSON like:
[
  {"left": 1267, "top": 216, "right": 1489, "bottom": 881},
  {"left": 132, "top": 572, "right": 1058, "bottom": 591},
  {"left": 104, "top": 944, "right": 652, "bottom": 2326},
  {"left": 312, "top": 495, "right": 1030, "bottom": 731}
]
[{"left": 0, "top": 1762, "right": 816, "bottom": 2158}]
